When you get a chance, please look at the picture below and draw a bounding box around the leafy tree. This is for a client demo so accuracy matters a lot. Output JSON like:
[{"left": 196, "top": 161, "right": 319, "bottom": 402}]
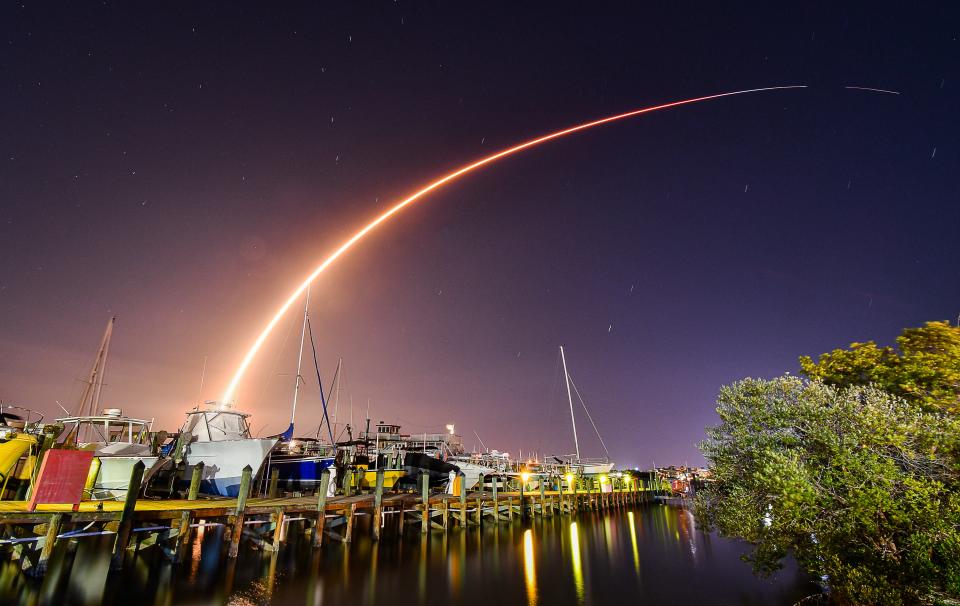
[
  {"left": 697, "top": 376, "right": 960, "bottom": 605},
  {"left": 800, "top": 321, "right": 960, "bottom": 414}
]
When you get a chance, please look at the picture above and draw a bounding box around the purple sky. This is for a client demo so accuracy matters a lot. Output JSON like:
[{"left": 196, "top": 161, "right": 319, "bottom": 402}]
[{"left": 1, "top": 4, "right": 958, "bottom": 466}]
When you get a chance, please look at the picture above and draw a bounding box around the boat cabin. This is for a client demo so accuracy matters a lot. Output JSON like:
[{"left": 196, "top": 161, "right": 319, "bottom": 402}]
[
  {"left": 181, "top": 401, "right": 253, "bottom": 442},
  {"left": 57, "top": 408, "right": 151, "bottom": 447}
]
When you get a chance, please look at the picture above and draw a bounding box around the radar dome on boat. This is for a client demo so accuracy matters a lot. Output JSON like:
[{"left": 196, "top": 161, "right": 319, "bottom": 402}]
[{"left": 101, "top": 408, "right": 123, "bottom": 417}]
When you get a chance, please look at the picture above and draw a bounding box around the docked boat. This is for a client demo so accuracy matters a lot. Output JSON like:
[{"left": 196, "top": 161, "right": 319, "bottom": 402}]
[
  {"left": 57, "top": 408, "right": 159, "bottom": 500},
  {"left": 264, "top": 438, "right": 335, "bottom": 492},
  {"left": 179, "top": 401, "right": 277, "bottom": 497},
  {"left": 0, "top": 406, "right": 53, "bottom": 499}
]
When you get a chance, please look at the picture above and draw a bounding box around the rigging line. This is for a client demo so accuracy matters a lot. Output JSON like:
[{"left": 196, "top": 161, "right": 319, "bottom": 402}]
[
  {"left": 540, "top": 347, "right": 563, "bottom": 456},
  {"left": 316, "top": 360, "right": 341, "bottom": 441},
  {"left": 253, "top": 304, "right": 300, "bottom": 408},
  {"left": 306, "top": 316, "right": 335, "bottom": 445},
  {"left": 567, "top": 375, "right": 611, "bottom": 459}
]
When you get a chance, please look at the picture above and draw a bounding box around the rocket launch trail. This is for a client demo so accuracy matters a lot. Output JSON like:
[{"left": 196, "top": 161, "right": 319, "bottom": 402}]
[{"left": 221, "top": 85, "right": 807, "bottom": 404}]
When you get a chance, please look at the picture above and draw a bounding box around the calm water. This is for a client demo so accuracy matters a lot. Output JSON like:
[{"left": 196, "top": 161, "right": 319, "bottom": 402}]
[{"left": 1, "top": 504, "right": 816, "bottom": 605}]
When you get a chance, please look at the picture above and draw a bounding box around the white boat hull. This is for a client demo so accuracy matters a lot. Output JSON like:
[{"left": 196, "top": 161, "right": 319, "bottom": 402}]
[
  {"left": 94, "top": 456, "right": 159, "bottom": 500},
  {"left": 452, "top": 461, "right": 496, "bottom": 489},
  {"left": 182, "top": 438, "right": 277, "bottom": 497},
  {"left": 581, "top": 462, "right": 615, "bottom": 475}
]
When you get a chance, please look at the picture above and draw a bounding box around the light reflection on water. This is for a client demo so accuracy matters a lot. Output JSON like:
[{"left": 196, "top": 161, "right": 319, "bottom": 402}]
[
  {"left": 0, "top": 504, "right": 815, "bottom": 605},
  {"left": 522, "top": 529, "right": 536, "bottom": 606}
]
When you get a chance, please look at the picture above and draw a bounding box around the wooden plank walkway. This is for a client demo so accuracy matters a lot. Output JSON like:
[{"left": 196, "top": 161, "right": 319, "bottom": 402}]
[{"left": 0, "top": 465, "right": 657, "bottom": 577}]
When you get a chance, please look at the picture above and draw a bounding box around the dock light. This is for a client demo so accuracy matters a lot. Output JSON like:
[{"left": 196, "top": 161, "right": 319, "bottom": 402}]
[
  {"left": 445, "top": 423, "right": 455, "bottom": 435},
  {"left": 600, "top": 475, "right": 609, "bottom": 484},
  {"left": 521, "top": 471, "right": 531, "bottom": 484},
  {"left": 566, "top": 473, "right": 574, "bottom": 485}
]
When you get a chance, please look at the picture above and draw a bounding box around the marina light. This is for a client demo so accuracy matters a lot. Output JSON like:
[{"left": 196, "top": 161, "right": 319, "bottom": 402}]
[
  {"left": 521, "top": 471, "right": 531, "bottom": 484},
  {"left": 600, "top": 475, "right": 609, "bottom": 484},
  {"left": 566, "top": 473, "right": 574, "bottom": 486}
]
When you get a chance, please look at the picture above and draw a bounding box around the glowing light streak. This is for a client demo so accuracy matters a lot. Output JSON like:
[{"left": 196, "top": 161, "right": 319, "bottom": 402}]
[
  {"left": 221, "top": 85, "right": 807, "bottom": 403},
  {"left": 845, "top": 85, "right": 900, "bottom": 95},
  {"left": 523, "top": 528, "right": 537, "bottom": 606}
]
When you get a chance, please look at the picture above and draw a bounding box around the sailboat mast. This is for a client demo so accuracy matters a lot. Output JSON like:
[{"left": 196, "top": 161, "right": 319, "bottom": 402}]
[
  {"left": 91, "top": 317, "right": 114, "bottom": 415},
  {"left": 290, "top": 286, "right": 311, "bottom": 428},
  {"left": 560, "top": 345, "right": 580, "bottom": 460},
  {"left": 333, "top": 357, "right": 342, "bottom": 429}
]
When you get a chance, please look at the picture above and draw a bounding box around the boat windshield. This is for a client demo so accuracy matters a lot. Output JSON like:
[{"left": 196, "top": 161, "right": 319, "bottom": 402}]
[
  {"left": 57, "top": 416, "right": 151, "bottom": 445},
  {"left": 183, "top": 410, "right": 251, "bottom": 441}
]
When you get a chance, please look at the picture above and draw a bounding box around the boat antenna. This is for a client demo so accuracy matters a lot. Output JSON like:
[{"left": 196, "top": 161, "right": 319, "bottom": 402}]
[
  {"left": 559, "top": 345, "right": 580, "bottom": 460},
  {"left": 283, "top": 286, "right": 311, "bottom": 441},
  {"left": 568, "top": 376, "right": 611, "bottom": 459},
  {"left": 197, "top": 355, "right": 208, "bottom": 402},
  {"left": 306, "top": 315, "right": 335, "bottom": 445}
]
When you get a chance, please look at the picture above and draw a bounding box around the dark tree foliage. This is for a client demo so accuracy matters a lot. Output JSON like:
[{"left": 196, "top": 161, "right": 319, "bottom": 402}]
[
  {"left": 697, "top": 377, "right": 960, "bottom": 605},
  {"left": 800, "top": 321, "right": 960, "bottom": 414}
]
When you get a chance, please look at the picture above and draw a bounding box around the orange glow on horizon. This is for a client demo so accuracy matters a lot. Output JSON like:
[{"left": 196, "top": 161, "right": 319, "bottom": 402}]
[{"left": 221, "top": 85, "right": 807, "bottom": 404}]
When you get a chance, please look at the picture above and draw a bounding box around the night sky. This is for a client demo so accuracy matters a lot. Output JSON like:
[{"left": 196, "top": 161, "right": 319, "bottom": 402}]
[{"left": 1, "top": 4, "right": 958, "bottom": 467}]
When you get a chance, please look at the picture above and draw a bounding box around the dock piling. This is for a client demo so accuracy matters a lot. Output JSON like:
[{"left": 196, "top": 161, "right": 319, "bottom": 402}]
[
  {"left": 312, "top": 469, "right": 330, "bottom": 548},
  {"left": 227, "top": 465, "right": 252, "bottom": 558},
  {"left": 420, "top": 473, "right": 429, "bottom": 534},
  {"left": 175, "top": 461, "right": 204, "bottom": 562},
  {"left": 32, "top": 512, "right": 63, "bottom": 577},
  {"left": 111, "top": 460, "right": 145, "bottom": 569},
  {"left": 372, "top": 469, "right": 385, "bottom": 540}
]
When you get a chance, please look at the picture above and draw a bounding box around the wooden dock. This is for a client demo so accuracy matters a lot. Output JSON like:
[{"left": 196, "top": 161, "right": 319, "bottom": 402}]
[{"left": 0, "top": 465, "right": 656, "bottom": 576}]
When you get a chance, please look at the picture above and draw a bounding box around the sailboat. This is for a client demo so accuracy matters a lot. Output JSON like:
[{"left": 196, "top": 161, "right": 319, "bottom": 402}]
[
  {"left": 555, "top": 346, "right": 615, "bottom": 476},
  {"left": 261, "top": 287, "right": 337, "bottom": 493},
  {"left": 57, "top": 317, "right": 161, "bottom": 499}
]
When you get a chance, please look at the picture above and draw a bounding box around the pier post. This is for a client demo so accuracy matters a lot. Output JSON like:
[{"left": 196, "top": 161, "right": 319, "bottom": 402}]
[
  {"left": 372, "top": 469, "right": 385, "bottom": 540},
  {"left": 458, "top": 472, "right": 467, "bottom": 527},
  {"left": 268, "top": 468, "right": 279, "bottom": 498},
  {"left": 476, "top": 474, "right": 485, "bottom": 526},
  {"left": 268, "top": 507, "right": 285, "bottom": 551},
  {"left": 344, "top": 502, "right": 358, "bottom": 543},
  {"left": 228, "top": 465, "right": 253, "bottom": 558},
  {"left": 112, "top": 460, "right": 145, "bottom": 570},
  {"left": 538, "top": 480, "right": 545, "bottom": 517},
  {"left": 519, "top": 476, "right": 525, "bottom": 521},
  {"left": 175, "top": 462, "right": 204, "bottom": 562},
  {"left": 420, "top": 473, "right": 429, "bottom": 534},
  {"left": 492, "top": 475, "right": 499, "bottom": 521},
  {"left": 312, "top": 470, "right": 330, "bottom": 548},
  {"left": 33, "top": 513, "right": 63, "bottom": 576}
]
